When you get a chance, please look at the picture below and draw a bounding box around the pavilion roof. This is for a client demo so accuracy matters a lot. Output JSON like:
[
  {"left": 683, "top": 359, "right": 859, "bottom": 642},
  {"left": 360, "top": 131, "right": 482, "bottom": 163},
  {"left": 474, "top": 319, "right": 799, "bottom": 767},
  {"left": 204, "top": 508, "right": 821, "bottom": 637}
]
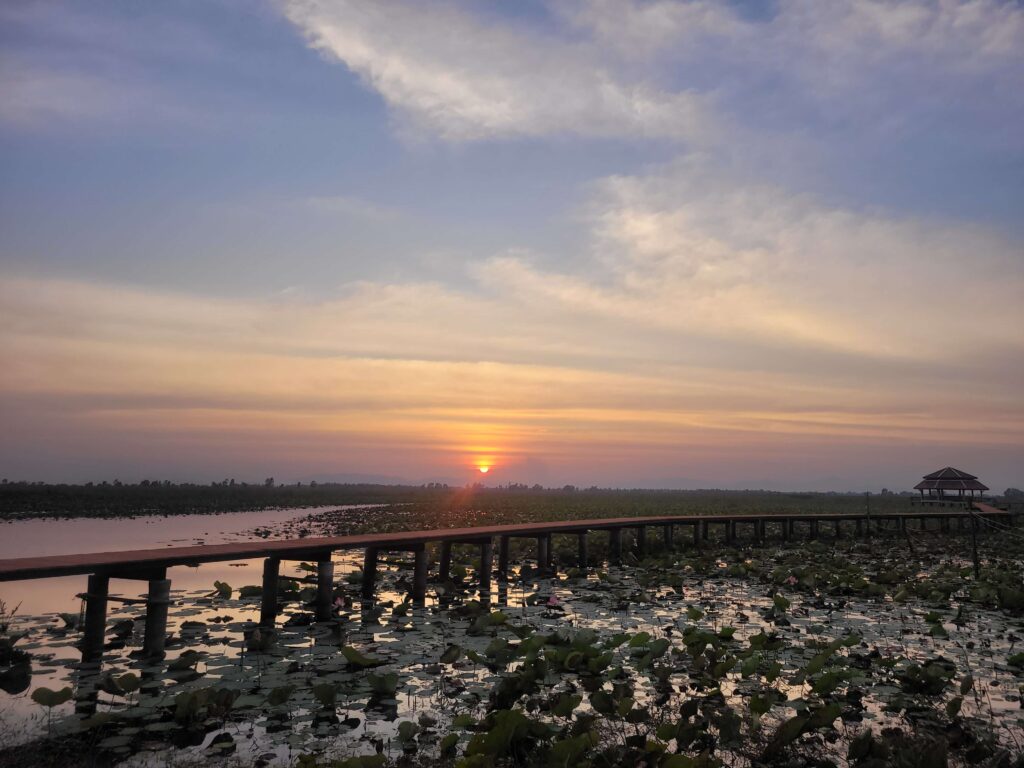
[{"left": 914, "top": 466, "right": 988, "bottom": 491}]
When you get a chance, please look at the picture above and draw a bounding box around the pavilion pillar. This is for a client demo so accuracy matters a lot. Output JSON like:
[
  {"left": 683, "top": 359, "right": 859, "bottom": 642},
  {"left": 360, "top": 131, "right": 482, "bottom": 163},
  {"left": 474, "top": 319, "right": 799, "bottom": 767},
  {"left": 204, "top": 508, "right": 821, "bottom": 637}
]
[
  {"left": 635, "top": 526, "right": 647, "bottom": 558},
  {"left": 82, "top": 574, "right": 109, "bottom": 663},
  {"left": 361, "top": 548, "right": 379, "bottom": 600},
  {"left": 316, "top": 557, "right": 335, "bottom": 621},
  {"left": 577, "top": 532, "right": 588, "bottom": 569},
  {"left": 260, "top": 558, "right": 280, "bottom": 626},
  {"left": 497, "top": 536, "right": 510, "bottom": 578}
]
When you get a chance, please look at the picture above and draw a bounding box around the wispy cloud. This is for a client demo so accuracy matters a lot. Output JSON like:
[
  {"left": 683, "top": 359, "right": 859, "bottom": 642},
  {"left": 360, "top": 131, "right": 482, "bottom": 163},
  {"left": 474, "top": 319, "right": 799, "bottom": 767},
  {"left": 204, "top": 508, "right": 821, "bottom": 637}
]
[{"left": 280, "top": 0, "right": 713, "bottom": 142}]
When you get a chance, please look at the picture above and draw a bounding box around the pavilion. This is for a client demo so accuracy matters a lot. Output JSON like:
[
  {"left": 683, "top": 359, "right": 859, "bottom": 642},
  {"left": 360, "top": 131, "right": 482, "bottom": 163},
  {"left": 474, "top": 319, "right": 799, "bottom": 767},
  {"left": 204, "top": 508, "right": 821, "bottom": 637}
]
[{"left": 914, "top": 467, "right": 988, "bottom": 504}]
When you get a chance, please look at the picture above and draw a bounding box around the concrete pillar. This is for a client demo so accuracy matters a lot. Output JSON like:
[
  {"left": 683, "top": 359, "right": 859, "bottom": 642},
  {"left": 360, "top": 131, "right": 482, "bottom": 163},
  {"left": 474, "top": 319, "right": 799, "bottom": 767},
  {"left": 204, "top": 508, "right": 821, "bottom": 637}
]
[
  {"left": 577, "top": 532, "right": 588, "bottom": 568},
  {"left": 479, "top": 540, "right": 493, "bottom": 593},
  {"left": 142, "top": 577, "right": 171, "bottom": 658},
  {"left": 439, "top": 541, "right": 453, "bottom": 581},
  {"left": 497, "top": 536, "right": 510, "bottom": 578},
  {"left": 82, "top": 574, "right": 109, "bottom": 663},
  {"left": 609, "top": 529, "right": 622, "bottom": 565},
  {"left": 316, "top": 557, "right": 334, "bottom": 621},
  {"left": 361, "top": 548, "right": 379, "bottom": 600},
  {"left": 636, "top": 526, "right": 647, "bottom": 558},
  {"left": 663, "top": 525, "right": 674, "bottom": 550},
  {"left": 537, "top": 536, "right": 550, "bottom": 570},
  {"left": 413, "top": 546, "right": 428, "bottom": 603},
  {"left": 260, "top": 558, "right": 280, "bottom": 626}
]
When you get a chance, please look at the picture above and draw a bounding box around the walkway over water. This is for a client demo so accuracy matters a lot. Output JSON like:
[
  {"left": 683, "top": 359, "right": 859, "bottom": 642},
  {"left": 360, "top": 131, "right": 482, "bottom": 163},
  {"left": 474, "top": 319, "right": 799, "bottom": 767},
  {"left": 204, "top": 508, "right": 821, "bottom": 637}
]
[{"left": 0, "top": 504, "right": 1011, "bottom": 662}]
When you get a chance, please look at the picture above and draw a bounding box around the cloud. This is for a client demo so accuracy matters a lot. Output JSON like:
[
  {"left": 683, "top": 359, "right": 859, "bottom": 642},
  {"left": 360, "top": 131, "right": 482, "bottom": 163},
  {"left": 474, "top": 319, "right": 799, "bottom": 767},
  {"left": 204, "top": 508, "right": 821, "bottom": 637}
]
[
  {"left": 3, "top": 164, "right": 1022, "bottom": 460},
  {"left": 280, "top": 0, "right": 712, "bottom": 142},
  {"left": 280, "top": 0, "right": 1023, "bottom": 149}
]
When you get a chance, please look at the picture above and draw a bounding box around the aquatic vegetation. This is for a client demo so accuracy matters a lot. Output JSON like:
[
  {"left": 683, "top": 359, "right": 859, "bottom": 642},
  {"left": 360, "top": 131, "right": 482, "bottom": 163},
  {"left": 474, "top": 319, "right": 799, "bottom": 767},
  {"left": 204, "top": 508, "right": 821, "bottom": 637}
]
[{"left": 1, "top": 509, "right": 1023, "bottom": 767}]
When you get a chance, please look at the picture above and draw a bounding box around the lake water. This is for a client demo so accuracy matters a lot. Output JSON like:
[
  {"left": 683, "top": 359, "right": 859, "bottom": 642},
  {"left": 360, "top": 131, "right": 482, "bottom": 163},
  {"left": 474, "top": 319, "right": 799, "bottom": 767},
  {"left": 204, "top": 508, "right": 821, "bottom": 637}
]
[{"left": 0, "top": 506, "right": 380, "bottom": 617}]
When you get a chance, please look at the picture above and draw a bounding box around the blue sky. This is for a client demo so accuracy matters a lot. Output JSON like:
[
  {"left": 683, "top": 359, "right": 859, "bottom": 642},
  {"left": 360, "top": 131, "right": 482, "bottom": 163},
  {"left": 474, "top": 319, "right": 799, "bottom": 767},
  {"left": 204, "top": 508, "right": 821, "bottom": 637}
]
[{"left": 1, "top": 0, "right": 1022, "bottom": 490}]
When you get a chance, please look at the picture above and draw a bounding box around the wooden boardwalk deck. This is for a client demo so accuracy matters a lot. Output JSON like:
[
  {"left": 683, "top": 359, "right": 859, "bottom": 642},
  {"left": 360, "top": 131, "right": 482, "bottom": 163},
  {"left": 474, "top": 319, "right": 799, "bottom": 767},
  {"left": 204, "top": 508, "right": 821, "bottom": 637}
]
[{"left": 0, "top": 503, "right": 1011, "bottom": 661}]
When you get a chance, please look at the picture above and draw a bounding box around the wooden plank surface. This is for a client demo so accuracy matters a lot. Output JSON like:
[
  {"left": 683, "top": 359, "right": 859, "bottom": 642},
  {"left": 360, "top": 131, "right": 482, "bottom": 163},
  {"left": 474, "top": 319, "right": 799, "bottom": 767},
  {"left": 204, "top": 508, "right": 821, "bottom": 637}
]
[{"left": 0, "top": 507, "right": 1009, "bottom": 582}]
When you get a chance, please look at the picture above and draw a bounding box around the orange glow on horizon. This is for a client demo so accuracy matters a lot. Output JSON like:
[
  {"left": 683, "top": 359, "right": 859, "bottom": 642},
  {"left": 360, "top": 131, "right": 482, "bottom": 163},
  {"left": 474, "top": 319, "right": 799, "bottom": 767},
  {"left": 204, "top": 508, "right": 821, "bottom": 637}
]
[{"left": 478, "top": 465, "right": 490, "bottom": 474}]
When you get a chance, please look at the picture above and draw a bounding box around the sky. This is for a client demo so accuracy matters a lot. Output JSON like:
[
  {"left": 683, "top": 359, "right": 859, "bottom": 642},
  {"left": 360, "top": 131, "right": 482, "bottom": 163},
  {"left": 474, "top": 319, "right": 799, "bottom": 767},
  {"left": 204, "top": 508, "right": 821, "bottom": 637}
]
[{"left": 1, "top": 0, "right": 1022, "bottom": 492}]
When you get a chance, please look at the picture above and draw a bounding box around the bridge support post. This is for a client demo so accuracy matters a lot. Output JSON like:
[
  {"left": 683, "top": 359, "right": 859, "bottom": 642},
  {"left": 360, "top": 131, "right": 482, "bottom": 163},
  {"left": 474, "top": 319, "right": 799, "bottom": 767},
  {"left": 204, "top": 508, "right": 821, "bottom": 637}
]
[
  {"left": 727, "top": 521, "right": 736, "bottom": 544},
  {"left": 537, "top": 536, "right": 549, "bottom": 571},
  {"left": 692, "top": 523, "right": 701, "bottom": 548},
  {"left": 439, "top": 542, "right": 453, "bottom": 581},
  {"left": 701, "top": 521, "right": 709, "bottom": 540},
  {"left": 636, "top": 526, "right": 647, "bottom": 558},
  {"left": 142, "top": 577, "right": 171, "bottom": 657},
  {"left": 413, "top": 545, "right": 428, "bottom": 603},
  {"left": 82, "top": 574, "right": 109, "bottom": 663},
  {"left": 577, "top": 532, "right": 588, "bottom": 568},
  {"left": 756, "top": 520, "right": 766, "bottom": 544},
  {"left": 316, "top": 557, "right": 334, "bottom": 621},
  {"left": 609, "top": 529, "right": 622, "bottom": 565},
  {"left": 663, "top": 525, "right": 674, "bottom": 550},
  {"left": 833, "top": 519, "right": 840, "bottom": 537},
  {"left": 899, "top": 517, "right": 907, "bottom": 533},
  {"left": 498, "top": 536, "right": 510, "bottom": 578},
  {"left": 479, "top": 540, "right": 493, "bottom": 593},
  {"left": 260, "top": 558, "right": 280, "bottom": 626},
  {"left": 941, "top": 517, "right": 950, "bottom": 533},
  {"left": 809, "top": 520, "right": 819, "bottom": 539},
  {"left": 856, "top": 518, "right": 863, "bottom": 536},
  {"left": 361, "top": 548, "right": 379, "bottom": 600}
]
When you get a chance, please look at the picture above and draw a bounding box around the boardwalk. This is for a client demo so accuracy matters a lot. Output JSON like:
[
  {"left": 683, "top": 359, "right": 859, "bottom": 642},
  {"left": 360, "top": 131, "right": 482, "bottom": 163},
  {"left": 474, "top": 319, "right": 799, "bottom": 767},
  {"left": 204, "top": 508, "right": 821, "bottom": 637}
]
[{"left": 0, "top": 504, "right": 1011, "bottom": 661}]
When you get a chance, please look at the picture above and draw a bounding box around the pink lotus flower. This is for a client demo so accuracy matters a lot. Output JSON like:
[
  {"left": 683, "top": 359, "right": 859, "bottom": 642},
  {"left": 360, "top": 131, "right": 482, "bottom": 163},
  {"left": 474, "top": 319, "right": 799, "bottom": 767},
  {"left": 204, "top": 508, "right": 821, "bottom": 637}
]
[
  {"left": 785, "top": 576, "right": 798, "bottom": 586},
  {"left": 546, "top": 595, "right": 561, "bottom": 607}
]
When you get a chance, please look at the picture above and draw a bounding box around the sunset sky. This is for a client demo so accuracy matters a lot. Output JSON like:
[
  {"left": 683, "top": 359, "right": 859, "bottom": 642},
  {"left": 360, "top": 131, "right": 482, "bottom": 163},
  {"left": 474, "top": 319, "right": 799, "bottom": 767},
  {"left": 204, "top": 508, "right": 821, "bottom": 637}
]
[{"left": 1, "top": 1, "right": 1022, "bottom": 491}]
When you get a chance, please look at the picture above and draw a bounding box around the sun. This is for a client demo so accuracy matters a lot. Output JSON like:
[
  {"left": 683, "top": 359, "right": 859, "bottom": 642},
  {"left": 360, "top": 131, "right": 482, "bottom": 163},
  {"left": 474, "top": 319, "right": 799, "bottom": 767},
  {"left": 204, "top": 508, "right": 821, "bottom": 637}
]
[{"left": 478, "top": 466, "right": 490, "bottom": 474}]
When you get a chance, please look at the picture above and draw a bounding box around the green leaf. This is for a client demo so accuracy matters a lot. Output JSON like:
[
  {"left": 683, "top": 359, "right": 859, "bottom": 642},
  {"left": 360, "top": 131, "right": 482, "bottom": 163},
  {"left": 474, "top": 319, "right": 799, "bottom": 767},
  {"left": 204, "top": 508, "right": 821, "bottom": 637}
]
[
  {"left": 31, "top": 686, "right": 73, "bottom": 708},
  {"left": 773, "top": 593, "right": 791, "bottom": 612},
  {"left": 212, "top": 580, "right": 232, "bottom": 599},
  {"left": 312, "top": 683, "right": 337, "bottom": 708},
  {"left": 441, "top": 644, "right": 463, "bottom": 664},
  {"left": 945, "top": 696, "right": 963, "bottom": 718},
  {"left": 440, "top": 733, "right": 459, "bottom": 756},
  {"left": 960, "top": 675, "right": 974, "bottom": 694},
  {"left": 686, "top": 605, "right": 704, "bottom": 621},
  {"left": 267, "top": 685, "right": 295, "bottom": 706},
  {"left": 340, "top": 645, "right": 384, "bottom": 668}
]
